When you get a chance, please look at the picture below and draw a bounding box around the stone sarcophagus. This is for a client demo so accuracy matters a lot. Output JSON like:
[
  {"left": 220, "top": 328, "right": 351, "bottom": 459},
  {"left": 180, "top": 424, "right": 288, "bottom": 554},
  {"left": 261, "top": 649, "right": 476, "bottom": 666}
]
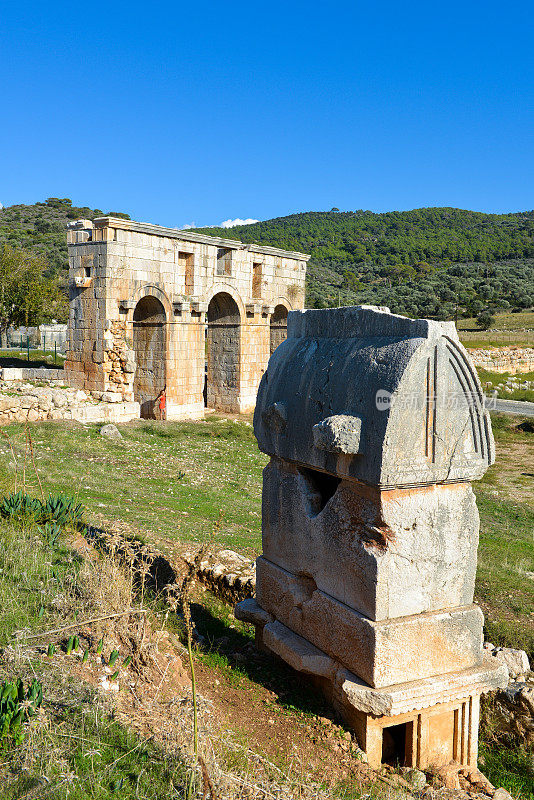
[{"left": 236, "top": 306, "right": 507, "bottom": 769}]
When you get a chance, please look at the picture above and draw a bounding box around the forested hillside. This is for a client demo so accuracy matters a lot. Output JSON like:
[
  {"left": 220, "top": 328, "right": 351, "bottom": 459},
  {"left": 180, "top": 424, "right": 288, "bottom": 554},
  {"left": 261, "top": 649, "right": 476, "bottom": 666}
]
[
  {"left": 196, "top": 208, "right": 534, "bottom": 319},
  {"left": 1, "top": 201, "right": 533, "bottom": 321},
  {"left": 0, "top": 198, "right": 129, "bottom": 277}
]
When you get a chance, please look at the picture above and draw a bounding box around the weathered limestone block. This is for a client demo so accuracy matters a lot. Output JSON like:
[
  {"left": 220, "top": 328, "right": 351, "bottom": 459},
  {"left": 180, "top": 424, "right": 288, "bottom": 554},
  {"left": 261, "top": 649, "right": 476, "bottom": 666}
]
[
  {"left": 262, "top": 620, "right": 336, "bottom": 678},
  {"left": 234, "top": 598, "right": 272, "bottom": 626},
  {"left": 312, "top": 414, "right": 363, "bottom": 454},
  {"left": 261, "top": 461, "right": 479, "bottom": 621},
  {"left": 488, "top": 647, "right": 530, "bottom": 680},
  {"left": 337, "top": 661, "right": 507, "bottom": 717},
  {"left": 256, "top": 556, "right": 484, "bottom": 688}
]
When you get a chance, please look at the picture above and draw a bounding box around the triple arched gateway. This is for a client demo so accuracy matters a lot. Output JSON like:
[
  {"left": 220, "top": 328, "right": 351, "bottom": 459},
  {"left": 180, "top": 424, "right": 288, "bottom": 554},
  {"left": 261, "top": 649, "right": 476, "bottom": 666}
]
[{"left": 65, "top": 217, "right": 309, "bottom": 419}]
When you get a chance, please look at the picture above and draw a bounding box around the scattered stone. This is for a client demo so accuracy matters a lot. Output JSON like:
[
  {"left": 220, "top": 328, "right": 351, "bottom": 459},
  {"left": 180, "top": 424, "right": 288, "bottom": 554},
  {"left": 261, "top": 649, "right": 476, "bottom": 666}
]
[
  {"left": 468, "top": 346, "right": 534, "bottom": 374},
  {"left": 403, "top": 768, "right": 427, "bottom": 790},
  {"left": 100, "top": 423, "right": 123, "bottom": 442},
  {"left": 490, "top": 647, "right": 530, "bottom": 679},
  {"left": 52, "top": 390, "right": 68, "bottom": 408},
  {"left": 492, "top": 680, "right": 534, "bottom": 748},
  {"left": 0, "top": 378, "right": 140, "bottom": 425},
  {"left": 182, "top": 548, "right": 255, "bottom": 603},
  {"left": 493, "top": 789, "right": 513, "bottom": 800},
  {"left": 101, "top": 391, "right": 123, "bottom": 403}
]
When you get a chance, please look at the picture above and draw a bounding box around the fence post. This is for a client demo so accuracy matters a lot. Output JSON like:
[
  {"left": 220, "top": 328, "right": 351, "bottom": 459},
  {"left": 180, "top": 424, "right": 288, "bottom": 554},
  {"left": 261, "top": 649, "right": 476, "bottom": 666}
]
[
  {"left": 54, "top": 342, "right": 57, "bottom": 365},
  {"left": 27, "top": 335, "right": 30, "bottom": 363}
]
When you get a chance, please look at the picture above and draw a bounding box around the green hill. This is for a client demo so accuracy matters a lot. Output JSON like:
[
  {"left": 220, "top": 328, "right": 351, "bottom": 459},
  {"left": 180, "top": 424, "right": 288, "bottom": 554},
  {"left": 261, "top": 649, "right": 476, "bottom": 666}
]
[
  {"left": 1, "top": 201, "right": 533, "bottom": 320},
  {"left": 0, "top": 198, "right": 129, "bottom": 278},
  {"left": 196, "top": 208, "right": 534, "bottom": 318}
]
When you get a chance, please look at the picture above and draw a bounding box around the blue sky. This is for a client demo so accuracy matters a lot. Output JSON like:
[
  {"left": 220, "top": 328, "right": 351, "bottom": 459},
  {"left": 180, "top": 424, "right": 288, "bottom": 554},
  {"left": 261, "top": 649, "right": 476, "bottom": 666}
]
[{"left": 0, "top": 0, "right": 532, "bottom": 228}]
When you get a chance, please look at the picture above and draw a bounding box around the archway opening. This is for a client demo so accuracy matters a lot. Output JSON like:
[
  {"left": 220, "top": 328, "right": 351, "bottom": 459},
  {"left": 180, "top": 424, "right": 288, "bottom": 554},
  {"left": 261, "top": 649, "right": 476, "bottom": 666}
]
[
  {"left": 270, "top": 304, "right": 289, "bottom": 354},
  {"left": 133, "top": 295, "right": 166, "bottom": 418},
  {"left": 206, "top": 292, "right": 241, "bottom": 410}
]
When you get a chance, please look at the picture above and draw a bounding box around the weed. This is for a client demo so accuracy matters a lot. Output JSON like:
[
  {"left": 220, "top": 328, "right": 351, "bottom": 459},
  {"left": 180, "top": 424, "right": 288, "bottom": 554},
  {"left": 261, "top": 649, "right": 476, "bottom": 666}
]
[
  {"left": 0, "top": 677, "right": 43, "bottom": 749},
  {"left": 479, "top": 742, "right": 534, "bottom": 799}
]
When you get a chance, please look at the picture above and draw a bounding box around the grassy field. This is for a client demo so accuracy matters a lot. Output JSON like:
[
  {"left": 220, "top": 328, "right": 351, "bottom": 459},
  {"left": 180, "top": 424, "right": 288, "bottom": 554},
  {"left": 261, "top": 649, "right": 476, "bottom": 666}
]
[
  {"left": 0, "top": 417, "right": 264, "bottom": 555},
  {"left": 477, "top": 368, "right": 534, "bottom": 403},
  {"left": 0, "top": 348, "right": 65, "bottom": 369},
  {"left": 0, "top": 513, "right": 190, "bottom": 799},
  {"left": 458, "top": 310, "right": 534, "bottom": 349},
  {"left": 0, "top": 414, "right": 532, "bottom": 797},
  {"left": 0, "top": 412, "right": 531, "bottom": 656},
  {"left": 457, "top": 310, "right": 534, "bottom": 332}
]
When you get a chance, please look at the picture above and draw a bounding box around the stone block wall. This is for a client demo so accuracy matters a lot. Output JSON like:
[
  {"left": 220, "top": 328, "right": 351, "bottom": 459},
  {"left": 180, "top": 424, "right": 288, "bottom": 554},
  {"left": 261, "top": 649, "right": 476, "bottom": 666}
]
[
  {"left": 468, "top": 346, "right": 534, "bottom": 374},
  {"left": 65, "top": 218, "right": 309, "bottom": 419}
]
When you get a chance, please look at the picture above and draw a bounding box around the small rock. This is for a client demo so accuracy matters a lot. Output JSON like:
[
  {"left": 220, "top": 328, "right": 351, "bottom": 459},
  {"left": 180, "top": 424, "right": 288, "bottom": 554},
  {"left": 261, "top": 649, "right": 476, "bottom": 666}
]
[
  {"left": 52, "top": 390, "right": 68, "bottom": 408},
  {"left": 491, "top": 647, "right": 530, "bottom": 679},
  {"left": 403, "top": 768, "right": 427, "bottom": 790},
  {"left": 100, "top": 423, "right": 123, "bottom": 442},
  {"left": 493, "top": 789, "right": 513, "bottom": 800},
  {"left": 102, "top": 391, "right": 123, "bottom": 403}
]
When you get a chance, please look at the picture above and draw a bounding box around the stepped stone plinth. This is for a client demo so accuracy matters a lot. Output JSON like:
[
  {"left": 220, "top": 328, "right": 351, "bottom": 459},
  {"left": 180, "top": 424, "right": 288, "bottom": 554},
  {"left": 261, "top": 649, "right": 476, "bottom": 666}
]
[{"left": 236, "top": 305, "right": 507, "bottom": 769}]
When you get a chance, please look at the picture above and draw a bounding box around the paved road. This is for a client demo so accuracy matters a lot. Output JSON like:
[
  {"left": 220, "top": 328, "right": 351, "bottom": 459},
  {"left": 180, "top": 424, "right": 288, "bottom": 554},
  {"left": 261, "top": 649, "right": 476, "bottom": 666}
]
[{"left": 486, "top": 396, "right": 534, "bottom": 417}]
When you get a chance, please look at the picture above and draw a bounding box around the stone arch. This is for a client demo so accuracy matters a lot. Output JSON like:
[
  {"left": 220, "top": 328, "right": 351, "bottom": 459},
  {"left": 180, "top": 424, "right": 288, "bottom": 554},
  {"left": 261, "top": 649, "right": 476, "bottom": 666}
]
[
  {"left": 206, "top": 292, "right": 241, "bottom": 411},
  {"left": 133, "top": 295, "right": 167, "bottom": 418},
  {"left": 270, "top": 302, "right": 290, "bottom": 354},
  {"left": 203, "top": 283, "right": 246, "bottom": 320},
  {"left": 130, "top": 284, "right": 173, "bottom": 318}
]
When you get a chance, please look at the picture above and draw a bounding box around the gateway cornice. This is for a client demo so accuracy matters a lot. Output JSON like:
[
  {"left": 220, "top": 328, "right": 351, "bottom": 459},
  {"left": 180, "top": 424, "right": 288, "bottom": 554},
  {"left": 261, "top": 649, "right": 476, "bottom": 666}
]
[{"left": 87, "top": 217, "right": 310, "bottom": 260}]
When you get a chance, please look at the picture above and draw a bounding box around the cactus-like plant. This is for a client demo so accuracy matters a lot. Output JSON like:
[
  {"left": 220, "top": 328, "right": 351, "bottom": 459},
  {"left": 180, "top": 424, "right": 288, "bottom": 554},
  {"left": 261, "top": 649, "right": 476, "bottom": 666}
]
[
  {"left": 38, "top": 494, "right": 84, "bottom": 529},
  {"left": 108, "top": 649, "right": 119, "bottom": 667},
  {"left": 0, "top": 491, "right": 41, "bottom": 521},
  {"left": 41, "top": 522, "right": 62, "bottom": 548},
  {"left": 0, "top": 678, "right": 43, "bottom": 748}
]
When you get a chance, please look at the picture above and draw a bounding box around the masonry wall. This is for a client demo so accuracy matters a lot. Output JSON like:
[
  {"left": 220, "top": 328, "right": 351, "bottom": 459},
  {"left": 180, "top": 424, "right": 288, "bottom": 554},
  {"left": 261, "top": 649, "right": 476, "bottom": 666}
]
[
  {"left": 64, "top": 218, "right": 309, "bottom": 418},
  {"left": 468, "top": 346, "right": 534, "bottom": 374}
]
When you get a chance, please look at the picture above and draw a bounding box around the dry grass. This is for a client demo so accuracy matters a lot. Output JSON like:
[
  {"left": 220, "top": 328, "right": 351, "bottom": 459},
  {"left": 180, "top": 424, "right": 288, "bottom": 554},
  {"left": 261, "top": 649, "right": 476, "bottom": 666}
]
[{"left": 0, "top": 510, "right": 383, "bottom": 799}]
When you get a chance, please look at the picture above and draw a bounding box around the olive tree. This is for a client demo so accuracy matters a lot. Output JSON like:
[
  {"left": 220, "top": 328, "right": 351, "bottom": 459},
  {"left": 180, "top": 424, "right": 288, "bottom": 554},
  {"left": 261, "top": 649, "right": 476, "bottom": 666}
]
[{"left": 0, "top": 244, "right": 66, "bottom": 347}]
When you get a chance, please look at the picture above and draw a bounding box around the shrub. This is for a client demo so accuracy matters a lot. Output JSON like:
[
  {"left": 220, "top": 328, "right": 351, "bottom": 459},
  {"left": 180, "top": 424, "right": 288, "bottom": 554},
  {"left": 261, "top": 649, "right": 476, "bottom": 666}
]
[
  {"left": 477, "top": 310, "right": 496, "bottom": 329},
  {"left": 38, "top": 494, "right": 84, "bottom": 529}
]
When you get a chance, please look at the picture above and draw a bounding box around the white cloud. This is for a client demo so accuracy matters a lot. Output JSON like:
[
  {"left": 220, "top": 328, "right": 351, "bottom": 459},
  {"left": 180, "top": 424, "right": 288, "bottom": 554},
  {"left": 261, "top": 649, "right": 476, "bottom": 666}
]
[
  {"left": 180, "top": 222, "right": 196, "bottom": 229},
  {"left": 220, "top": 217, "right": 259, "bottom": 229}
]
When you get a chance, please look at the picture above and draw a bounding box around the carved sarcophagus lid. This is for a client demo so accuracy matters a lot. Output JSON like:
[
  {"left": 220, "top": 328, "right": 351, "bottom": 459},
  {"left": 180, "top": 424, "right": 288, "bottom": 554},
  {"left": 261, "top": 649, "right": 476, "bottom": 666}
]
[{"left": 254, "top": 305, "right": 494, "bottom": 488}]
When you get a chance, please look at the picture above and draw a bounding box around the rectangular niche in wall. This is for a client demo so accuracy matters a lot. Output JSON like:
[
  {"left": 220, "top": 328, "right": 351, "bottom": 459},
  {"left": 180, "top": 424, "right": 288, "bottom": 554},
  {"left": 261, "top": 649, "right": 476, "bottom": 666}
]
[
  {"left": 252, "top": 262, "right": 263, "bottom": 297},
  {"left": 217, "top": 248, "right": 232, "bottom": 276},
  {"left": 178, "top": 251, "right": 194, "bottom": 293}
]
